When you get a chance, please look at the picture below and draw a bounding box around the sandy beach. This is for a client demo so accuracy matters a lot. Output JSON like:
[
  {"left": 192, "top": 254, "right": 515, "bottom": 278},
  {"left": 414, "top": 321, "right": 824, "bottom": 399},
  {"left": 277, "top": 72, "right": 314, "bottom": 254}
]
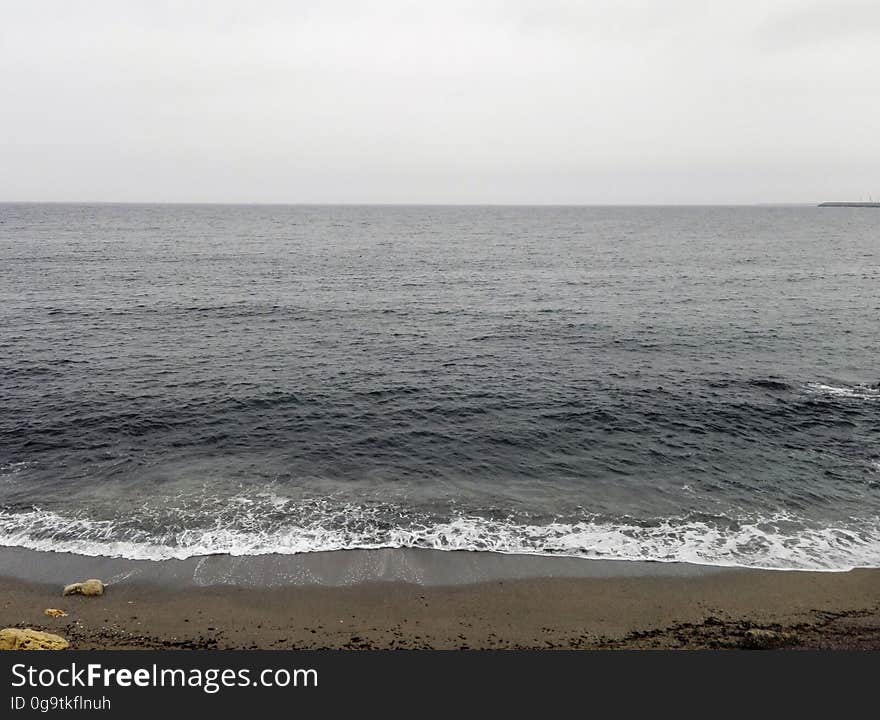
[{"left": 1, "top": 548, "right": 877, "bottom": 650}]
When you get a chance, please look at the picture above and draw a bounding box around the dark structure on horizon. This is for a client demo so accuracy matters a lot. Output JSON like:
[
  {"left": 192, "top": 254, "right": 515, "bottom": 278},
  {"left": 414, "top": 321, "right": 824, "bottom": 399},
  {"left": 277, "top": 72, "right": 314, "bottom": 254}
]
[{"left": 818, "top": 201, "right": 880, "bottom": 207}]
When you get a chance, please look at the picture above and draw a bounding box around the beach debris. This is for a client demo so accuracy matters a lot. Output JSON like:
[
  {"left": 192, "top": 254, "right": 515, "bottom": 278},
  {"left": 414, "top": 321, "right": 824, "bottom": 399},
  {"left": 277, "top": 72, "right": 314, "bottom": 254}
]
[
  {"left": 44, "top": 608, "right": 68, "bottom": 618},
  {"left": 741, "top": 628, "right": 797, "bottom": 649},
  {"left": 0, "top": 628, "right": 69, "bottom": 650},
  {"left": 63, "top": 579, "right": 105, "bottom": 597}
]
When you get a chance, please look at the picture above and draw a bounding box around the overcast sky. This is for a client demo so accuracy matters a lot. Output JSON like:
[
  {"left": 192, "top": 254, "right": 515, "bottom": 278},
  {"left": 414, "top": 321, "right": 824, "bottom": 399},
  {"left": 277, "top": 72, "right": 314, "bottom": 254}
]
[{"left": 1, "top": 1, "right": 878, "bottom": 204}]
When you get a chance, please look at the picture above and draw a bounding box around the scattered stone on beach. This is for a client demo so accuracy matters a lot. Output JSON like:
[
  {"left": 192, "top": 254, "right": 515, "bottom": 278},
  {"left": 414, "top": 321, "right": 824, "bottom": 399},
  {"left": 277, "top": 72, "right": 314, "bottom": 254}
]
[
  {"left": 0, "top": 628, "right": 69, "bottom": 650},
  {"left": 63, "top": 579, "right": 105, "bottom": 597},
  {"left": 741, "top": 628, "right": 797, "bottom": 649},
  {"left": 44, "top": 608, "right": 68, "bottom": 618}
]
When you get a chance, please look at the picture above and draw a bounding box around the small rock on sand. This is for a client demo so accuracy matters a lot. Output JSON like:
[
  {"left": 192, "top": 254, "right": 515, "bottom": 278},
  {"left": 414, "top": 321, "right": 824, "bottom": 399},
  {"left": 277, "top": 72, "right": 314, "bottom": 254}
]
[
  {"left": 44, "top": 609, "right": 68, "bottom": 618},
  {"left": 63, "top": 579, "right": 105, "bottom": 597},
  {"left": 0, "top": 628, "right": 69, "bottom": 650},
  {"left": 741, "top": 628, "right": 797, "bottom": 649}
]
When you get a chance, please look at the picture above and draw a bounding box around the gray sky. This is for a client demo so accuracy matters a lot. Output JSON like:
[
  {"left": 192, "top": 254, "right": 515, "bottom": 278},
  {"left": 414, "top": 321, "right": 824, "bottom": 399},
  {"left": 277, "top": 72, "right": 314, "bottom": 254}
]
[{"left": 1, "top": 0, "right": 878, "bottom": 204}]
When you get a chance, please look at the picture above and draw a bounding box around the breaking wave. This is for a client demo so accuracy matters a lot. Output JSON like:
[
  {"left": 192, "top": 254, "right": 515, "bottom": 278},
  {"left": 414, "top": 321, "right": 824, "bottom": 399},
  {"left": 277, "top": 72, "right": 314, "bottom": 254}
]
[
  {"left": 805, "top": 382, "right": 880, "bottom": 401},
  {"left": 0, "top": 503, "right": 877, "bottom": 571}
]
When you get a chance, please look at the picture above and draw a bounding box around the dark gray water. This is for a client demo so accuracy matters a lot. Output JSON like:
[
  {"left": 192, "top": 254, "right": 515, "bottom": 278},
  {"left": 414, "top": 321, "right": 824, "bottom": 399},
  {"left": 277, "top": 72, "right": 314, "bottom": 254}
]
[{"left": 1, "top": 204, "right": 878, "bottom": 569}]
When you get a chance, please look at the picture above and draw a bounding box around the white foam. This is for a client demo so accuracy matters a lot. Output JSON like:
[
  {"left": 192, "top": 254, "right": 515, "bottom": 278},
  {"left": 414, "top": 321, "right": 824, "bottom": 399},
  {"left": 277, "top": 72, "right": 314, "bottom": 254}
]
[
  {"left": 805, "top": 383, "right": 880, "bottom": 400},
  {"left": 0, "top": 462, "right": 33, "bottom": 481},
  {"left": 0, "top": 506, "right": 877, "bottom": 571}
]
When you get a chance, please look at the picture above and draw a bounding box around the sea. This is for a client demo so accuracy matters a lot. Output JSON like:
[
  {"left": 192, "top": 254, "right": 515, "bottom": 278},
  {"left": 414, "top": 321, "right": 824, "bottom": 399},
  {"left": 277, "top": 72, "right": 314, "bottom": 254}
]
[{"left": 1, "top": 203, "right": 878, "bottom": 570}]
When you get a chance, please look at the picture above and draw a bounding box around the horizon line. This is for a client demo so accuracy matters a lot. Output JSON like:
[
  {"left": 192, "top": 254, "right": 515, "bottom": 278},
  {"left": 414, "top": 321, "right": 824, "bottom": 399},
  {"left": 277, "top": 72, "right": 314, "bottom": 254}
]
[{"left": 0, "top": 200, "right": 821, "bottom": 208}]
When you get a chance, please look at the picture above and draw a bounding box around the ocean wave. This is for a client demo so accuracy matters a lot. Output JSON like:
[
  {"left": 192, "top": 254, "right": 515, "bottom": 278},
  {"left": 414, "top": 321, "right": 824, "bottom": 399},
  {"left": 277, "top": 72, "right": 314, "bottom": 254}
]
[
  {"left": 747, "top": 378, "right": 791, "bottom": 392},
  {"left": 0, "top": 505, "right": 877, "bottom": 571}
]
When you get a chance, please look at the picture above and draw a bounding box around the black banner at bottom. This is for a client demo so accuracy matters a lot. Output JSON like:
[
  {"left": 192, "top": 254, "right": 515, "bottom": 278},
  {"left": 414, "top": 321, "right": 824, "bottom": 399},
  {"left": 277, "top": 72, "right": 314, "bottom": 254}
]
[{"left": 1, "top": 650, "right": 874, "bottom": 715}]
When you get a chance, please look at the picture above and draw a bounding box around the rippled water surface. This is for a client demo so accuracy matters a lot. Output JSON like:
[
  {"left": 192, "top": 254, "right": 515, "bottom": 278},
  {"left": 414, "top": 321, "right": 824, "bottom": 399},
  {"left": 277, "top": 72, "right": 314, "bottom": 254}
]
[{"left": 1, "top": 204, "right": 878, "bottom": 568}]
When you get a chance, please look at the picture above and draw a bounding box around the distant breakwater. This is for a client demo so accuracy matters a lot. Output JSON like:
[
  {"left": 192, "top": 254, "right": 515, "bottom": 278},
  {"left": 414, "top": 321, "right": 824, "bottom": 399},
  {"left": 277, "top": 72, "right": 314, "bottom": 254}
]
[{"left": 818, "top": 202, "right": 880, "bottom": 208}]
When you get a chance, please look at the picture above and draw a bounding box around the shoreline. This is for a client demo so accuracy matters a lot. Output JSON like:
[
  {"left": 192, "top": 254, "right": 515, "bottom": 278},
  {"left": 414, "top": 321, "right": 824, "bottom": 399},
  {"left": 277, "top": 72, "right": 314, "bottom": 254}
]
[
  {"left": 1, "top": 547, "right": 878, "bottom": 649},
  {"left": 0, "top": 546, "right": 731, "bottom": 589}
]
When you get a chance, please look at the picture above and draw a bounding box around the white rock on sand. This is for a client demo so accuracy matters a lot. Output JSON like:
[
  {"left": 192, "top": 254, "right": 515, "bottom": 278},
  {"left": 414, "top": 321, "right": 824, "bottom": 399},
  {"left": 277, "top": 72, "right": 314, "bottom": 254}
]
[{"left": 63, "top": 579, "right": 105, "bottom": 597}]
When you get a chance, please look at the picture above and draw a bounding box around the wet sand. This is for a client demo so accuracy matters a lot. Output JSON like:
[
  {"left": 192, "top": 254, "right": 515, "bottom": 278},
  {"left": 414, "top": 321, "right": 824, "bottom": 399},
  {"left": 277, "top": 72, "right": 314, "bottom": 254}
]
[{"left": 1, "top": 548, "right": 878, "bottom": 649}]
